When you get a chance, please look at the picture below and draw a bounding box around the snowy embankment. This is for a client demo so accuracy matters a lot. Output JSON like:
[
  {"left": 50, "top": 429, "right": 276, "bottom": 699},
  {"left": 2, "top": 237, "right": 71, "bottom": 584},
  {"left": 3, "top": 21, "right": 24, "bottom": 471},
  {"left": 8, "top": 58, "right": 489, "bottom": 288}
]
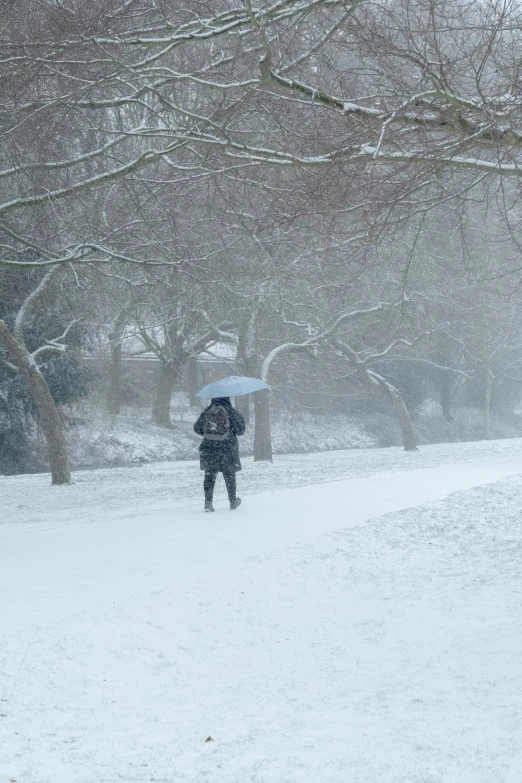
[
  {"left": 59, "top": 403, "right": 375, "bottom": 470},
  {"left": 2, "top": 440, "right": 522, "bottom": 782},
  {"left": 48, "top": 395, "right": 522, "bottom": 471}
]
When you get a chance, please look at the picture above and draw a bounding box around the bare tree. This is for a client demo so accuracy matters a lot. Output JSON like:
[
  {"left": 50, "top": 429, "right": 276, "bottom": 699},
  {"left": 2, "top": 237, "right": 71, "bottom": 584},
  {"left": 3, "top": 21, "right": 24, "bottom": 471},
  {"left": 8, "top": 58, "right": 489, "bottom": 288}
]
[
  {"left": 0, "top": 268, "right": 73, "bottom": 483},
  {"left": 4, "top": 0, "right": 522, "bottom": 277},
  {"left": 129, "top": 271, "right": 235, "bottom": 427}
]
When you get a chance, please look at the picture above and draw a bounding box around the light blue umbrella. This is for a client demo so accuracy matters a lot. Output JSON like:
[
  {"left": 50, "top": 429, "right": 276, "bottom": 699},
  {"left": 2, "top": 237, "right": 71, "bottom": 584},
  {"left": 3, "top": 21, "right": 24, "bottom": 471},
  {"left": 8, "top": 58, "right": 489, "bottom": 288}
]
[{"left": 196, "top": 375, "right": 270, "bottom": 399}]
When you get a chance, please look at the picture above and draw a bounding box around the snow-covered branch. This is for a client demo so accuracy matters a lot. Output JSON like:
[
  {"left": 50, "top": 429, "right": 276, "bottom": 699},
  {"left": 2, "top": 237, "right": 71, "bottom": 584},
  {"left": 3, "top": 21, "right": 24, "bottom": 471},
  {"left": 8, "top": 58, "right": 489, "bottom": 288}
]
[
  {"left": 261, "top": 301, "right": 403, "bottom": 381},
  {"left": 13, "top": 267, "right": 62, "bottom": 347},
  {"left": 30, "top": 320, "right": 80, "bottom": 361}
]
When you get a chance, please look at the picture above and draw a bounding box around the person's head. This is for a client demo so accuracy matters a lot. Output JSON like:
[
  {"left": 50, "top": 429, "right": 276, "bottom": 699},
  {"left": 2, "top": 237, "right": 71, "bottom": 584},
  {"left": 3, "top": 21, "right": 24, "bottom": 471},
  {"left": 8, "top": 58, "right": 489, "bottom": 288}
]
[{"left": 211, "top": 396, "right": 231, "bottom": 406}]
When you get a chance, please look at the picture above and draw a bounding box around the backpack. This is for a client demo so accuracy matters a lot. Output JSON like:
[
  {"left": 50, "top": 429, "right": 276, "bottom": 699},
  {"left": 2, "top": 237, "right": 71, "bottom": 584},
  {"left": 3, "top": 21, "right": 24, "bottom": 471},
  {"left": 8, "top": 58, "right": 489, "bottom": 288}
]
[{"left": 203, "top": 405, "right": 230, "bottom": 441}]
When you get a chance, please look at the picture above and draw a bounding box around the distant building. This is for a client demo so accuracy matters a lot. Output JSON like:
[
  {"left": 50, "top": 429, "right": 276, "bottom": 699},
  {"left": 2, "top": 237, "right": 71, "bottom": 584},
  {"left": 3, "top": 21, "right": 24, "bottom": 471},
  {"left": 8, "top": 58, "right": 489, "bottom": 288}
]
[{"left": 83, "top": 341, "right": 240, "bottom": 404}]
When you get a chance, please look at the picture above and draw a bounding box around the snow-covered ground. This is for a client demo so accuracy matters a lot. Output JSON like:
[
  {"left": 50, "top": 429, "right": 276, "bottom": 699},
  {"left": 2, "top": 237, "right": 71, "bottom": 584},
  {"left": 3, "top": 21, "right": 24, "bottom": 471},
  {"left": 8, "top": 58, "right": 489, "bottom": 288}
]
[{"left": 2, "top": 440, "right": 522, "bottom": 782}]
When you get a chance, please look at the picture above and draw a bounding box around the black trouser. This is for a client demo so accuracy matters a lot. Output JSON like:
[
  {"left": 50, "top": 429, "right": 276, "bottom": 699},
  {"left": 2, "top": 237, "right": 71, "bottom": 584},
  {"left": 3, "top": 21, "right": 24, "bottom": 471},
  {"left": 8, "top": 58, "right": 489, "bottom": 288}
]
[{"left": 204, "top": 470, "right": 236, "bottom": 502}]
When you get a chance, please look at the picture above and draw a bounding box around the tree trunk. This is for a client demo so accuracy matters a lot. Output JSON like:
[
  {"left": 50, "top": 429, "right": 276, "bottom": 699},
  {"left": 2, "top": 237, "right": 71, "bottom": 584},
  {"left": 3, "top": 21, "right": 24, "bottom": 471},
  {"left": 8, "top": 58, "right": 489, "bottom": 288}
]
[
  {"left": 243, "top": 353, "right": 272, "bottom": 461},
  {"left": 484, "top": 362, "right": 492, "bottom": 440},
  {"left": 435, "top": 342, "right": 453, "bottom": 422},
  {"left": 439, "top": 369, "right": 453, "bottom": 421},
  {"left": 378, "top": 379, "right": 418, "bottom": 451},
  {"left": 107, "top": 331, "right": 122, "bottom": 418},
  {"left": 152, "top": 362, "right": 179, "bottom": 427},
  {"left": 480, "top": 315, "right": 492, "bottom": 440},
  {"left": 187, "top": 357, "right": 199, "bottom": 407},
  {"left": 0, "top": 321, "right": 71, "bottom": 484},
  {"left": 236, "top": 393, "right": 250, "bottom": 424},
  {"left": 253, "top": 388, "right": 273, "bottom": 461},
  {"left": 333, "top": 339, "right": 418, "bottom": 453}
]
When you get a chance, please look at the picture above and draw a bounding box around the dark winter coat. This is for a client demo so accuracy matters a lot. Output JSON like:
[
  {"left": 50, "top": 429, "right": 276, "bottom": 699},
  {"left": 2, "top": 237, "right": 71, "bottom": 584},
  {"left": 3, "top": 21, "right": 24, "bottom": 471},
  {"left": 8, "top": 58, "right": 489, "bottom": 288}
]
[{"left": 194, "top": 397, "right": 246, "bottom": 473}]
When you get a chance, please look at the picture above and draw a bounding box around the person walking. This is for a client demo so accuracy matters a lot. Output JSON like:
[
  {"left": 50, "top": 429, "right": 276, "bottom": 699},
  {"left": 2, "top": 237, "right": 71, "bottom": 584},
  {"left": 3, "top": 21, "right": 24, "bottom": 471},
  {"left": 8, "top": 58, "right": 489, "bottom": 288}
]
[{"left": 194, "top": 396, "right": 246, "bottom": 512}]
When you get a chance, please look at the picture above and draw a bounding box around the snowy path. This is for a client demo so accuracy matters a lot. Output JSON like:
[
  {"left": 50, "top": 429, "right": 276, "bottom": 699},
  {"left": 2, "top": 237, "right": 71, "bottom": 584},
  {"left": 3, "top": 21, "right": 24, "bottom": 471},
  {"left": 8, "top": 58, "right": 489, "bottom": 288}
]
[
  {"left": 3, "top": 451, "right": 522, "bottom": 633},
  {"left": 2, "top": 443, "right": 522, "bottom": 782}
]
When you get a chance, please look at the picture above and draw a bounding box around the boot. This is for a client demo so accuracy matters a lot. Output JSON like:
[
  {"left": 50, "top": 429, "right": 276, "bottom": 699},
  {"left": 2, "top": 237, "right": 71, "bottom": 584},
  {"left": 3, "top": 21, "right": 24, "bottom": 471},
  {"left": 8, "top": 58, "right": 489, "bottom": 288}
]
[
  {"left": 230, "top": 497, "right": 241, "bottom": 510},
  {"left": 204, "top": 501, "right": 215, "bottom": 513}
]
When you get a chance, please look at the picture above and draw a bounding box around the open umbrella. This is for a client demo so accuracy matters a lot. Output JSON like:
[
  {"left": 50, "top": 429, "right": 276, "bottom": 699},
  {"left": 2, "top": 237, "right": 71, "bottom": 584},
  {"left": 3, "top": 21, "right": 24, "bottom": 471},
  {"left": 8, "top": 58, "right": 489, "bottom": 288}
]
[{"left": 196, "top": 375, "right": 270, "bottom": 399}]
